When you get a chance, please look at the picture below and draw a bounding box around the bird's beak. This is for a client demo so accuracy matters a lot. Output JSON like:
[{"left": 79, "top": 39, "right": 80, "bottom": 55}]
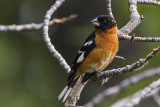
[{"left": 91, "top": 18, "right": 100, "bottom": 26}]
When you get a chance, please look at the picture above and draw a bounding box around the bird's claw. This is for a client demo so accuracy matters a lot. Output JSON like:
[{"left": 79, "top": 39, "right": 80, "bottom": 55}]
[{"left": 91, "top": 68, "right": 101, "bottom": 79}]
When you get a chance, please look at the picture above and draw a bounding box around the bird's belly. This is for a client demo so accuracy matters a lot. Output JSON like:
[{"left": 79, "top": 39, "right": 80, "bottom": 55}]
[
  {"left": 96, "top": 52, "right": 112, "bottom": 70},
  {"left": 78, "top": 48, "right": 115, "bottom": 73}
]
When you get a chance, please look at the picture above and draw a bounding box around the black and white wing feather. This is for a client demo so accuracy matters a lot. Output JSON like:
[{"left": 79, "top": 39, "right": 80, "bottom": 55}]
[{"left": 67, "top": 31, "right": 96, "bottom": 81}]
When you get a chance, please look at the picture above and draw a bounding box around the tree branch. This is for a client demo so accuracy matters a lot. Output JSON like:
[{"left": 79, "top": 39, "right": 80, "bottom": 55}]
[
  {"left": 119, "top": 0, "right": 143, "bottom": 35},
  {"left": 118, "top": 32, "right": 160, "bottom": 42},
  {"left": 118, "top": 0, "right": 160, "bottom": 42},
  {"left": 137, "top": 0, "right": 160, "bottom": 6},
  {"left": 111, "top": 88, "right": 160, "bottom": 107},
  {"left": 106, "top": 0, "right": 114, "bottom": 19},
  {"left": 84, "top": 67, "right": 160, "bottom": 107},
  {"left": 43, "top": 0, "right": 71, "bottom": 73},
  {"left": 65, "top": 76, "right": 87, "bottom": 107},
  {"left": 125, "top": 78, "right": 160, "bottom": 107},
  {"left": 94, "top": 47, "right": 160, "bottom": 81},
  {"left": 0, "top": 14, "right": 77, "bottom": 32}
]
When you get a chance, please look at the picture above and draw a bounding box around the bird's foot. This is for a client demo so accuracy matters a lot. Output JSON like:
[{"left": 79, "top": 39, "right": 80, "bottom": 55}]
[
  {"left": 91, "top": 68, "right": 108, "bottom": 86},
  {"left": 91, "top": 68, "right": 101, "bottom": 80}
]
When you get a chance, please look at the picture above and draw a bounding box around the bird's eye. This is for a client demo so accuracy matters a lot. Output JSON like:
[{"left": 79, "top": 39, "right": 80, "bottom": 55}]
[{"left": 102, "top": 20, "right": 106, "bottom": 24}]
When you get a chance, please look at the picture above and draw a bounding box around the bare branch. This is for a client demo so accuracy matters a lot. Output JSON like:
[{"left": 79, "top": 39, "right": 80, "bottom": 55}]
[
  {"left": 65, "top": 76, "right": 87, "bottom": 107},
  {"left": 119, "top": 0, "right": 143, "bottom": 35},
  {"left": 118, "top": 32, "right": 160, "bottom": 42},
  {"left": 125, "top": 78, "right": 160, "bottom": 107},
  {"left": 137, "top": 0, "right": 160, "bottom": 6},
  {"left": 115, "top": 55, "right": 126, "bottom": 60},
  {"left": 117, "top": 0, "right": 160, "bottom": 42},
  {"left": 111, "top": 88, "right": 160, "bottom": 107},
  {"left": 43, "top": 0, "right": 71, "bottom": 73},
  {"left": 84, "top": 67, "right": 160, "bottom": 107},
  {"left": 0, "top": 14, "right": 77, "bottom": 32},
  {"left": 106, "top": 0, "right": 114, "bottom": 19},
  {"left": 94, "top": 47, "right": 160, "bottom": 81},
  {"left": 111, "top": 91, "right": 140, "bottom": 107}
]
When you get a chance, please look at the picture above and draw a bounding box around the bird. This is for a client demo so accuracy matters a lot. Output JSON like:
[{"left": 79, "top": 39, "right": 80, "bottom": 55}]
[{"left": 58, "top": 15, "right": 119, "bottom": 102}]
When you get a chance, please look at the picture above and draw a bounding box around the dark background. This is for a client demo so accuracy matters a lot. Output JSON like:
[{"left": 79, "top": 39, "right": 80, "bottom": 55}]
[{"left": 0, "top": 0, "right": 159, "bottom": 107}]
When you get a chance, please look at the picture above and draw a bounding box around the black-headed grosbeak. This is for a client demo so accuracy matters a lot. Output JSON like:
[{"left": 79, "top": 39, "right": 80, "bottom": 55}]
[{"left": 58, "top": 15, "right": 119, "bottom": 102}]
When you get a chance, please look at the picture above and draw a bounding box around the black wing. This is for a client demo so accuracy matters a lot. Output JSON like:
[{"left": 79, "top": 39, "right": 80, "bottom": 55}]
[{"left": 67, "top": 31, "right": 96, "bottom": 81}]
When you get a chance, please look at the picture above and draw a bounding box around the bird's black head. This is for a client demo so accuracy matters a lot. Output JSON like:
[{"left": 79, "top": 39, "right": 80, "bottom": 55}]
[{"left": 91, "top": 15, "right": 116, "bottom": 31}]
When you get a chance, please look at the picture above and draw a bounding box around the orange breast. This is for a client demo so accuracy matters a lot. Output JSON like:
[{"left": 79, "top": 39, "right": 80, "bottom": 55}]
[{"left": 74, "top": 26, "right": 119, "bottom": 80}]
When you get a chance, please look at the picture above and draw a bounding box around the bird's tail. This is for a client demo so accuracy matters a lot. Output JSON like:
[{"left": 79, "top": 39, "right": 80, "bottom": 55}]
[{"left": 58, "top": 78, "right": 78, "bottom": 102}]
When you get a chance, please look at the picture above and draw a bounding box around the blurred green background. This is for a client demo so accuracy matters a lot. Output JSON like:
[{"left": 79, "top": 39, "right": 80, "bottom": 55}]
[{"left": 0, "top": 0, "right": 159, "bottom": 107}]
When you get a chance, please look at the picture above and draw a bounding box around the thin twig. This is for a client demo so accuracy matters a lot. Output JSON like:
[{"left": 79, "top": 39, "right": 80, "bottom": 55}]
[
  {"left": 118, "top": 32, "right": 160, "bottom": 42},
  {"left": 84, "top": 67, "right": 160, "bottom": 107},
  {"left": 130, "top": 33, "right": 135, "bottom": 42},
  {"left": 115, "top": 55, "right": 126, "bottom": 60},
  {"left": 94, "top": 47, "right": 160, "bottom": 81},
  {"left": 138, "top": 0, "right": 160, "bottom": 6},
  {"left": 125, "top": 78, "right": 160, "bottom": 107},
  {"left": 0, "top": 14, "right": 77, "bottom": 32},
  {"left": 43, "top": 0, "right": 71, "bottom": 73}
]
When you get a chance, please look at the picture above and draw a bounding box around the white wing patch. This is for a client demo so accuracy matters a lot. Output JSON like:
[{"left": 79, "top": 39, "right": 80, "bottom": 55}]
[
  {"left": 77, "top": 52, "right": 84, "bottom": 63},
  {"left": 84, "top": 40, "right": 93, "bottom": 46},
  {"left": 78, "top": 50, "right": 83, "bottom": 54}
]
